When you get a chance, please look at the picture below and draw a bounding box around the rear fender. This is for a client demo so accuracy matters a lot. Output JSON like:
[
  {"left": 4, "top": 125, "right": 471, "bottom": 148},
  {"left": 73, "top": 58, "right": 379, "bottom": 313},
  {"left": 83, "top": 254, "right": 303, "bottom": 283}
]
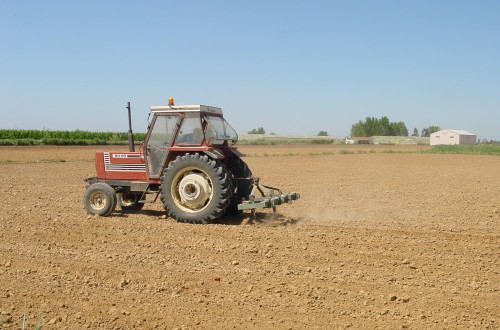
[
  {"left": 204, "top": 149, "right": 225, "bottom": 159},
  {"left": 165, "top": 149, "right": 227, "bottom": 162},
  {"left": 230, "top": 149, "right": 245, "bottom": 158}
]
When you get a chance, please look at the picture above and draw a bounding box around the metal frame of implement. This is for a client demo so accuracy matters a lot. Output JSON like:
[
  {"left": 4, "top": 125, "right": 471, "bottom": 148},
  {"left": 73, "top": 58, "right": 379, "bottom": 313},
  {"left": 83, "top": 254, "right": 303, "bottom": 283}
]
[{"left": 237, "top": 177, "right": 300, "bottom": 213}]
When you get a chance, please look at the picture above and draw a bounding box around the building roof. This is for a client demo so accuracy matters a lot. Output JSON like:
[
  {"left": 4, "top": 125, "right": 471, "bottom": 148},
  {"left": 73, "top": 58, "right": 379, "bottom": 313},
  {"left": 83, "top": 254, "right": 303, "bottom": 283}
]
[{"left": 435, "top": 129, "right": 476, "bottom": 136}]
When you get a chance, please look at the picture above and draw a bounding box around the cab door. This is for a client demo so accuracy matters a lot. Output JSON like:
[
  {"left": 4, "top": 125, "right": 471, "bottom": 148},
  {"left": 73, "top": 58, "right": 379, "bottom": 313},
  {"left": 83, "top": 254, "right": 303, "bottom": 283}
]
[{"left": 145, "top": 114, "right": 179, "bottom": 178}]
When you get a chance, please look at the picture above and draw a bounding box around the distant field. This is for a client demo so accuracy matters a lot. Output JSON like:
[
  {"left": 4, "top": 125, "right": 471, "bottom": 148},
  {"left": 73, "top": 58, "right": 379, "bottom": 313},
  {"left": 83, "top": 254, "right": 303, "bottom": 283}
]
[
  {"left": 421, "top": 144, "right": 500, "bottom": 155},
  {"left": 1, "top": 129, "right": 498, "bottom": 155}
]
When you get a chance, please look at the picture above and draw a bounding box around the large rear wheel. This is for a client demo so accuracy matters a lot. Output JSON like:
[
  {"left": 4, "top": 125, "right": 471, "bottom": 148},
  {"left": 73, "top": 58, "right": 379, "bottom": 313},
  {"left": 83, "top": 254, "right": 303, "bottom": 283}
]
[
  {"left": 83, "top": 182, "right": 117, "bottom": 216},
  {"left": 160, "top": 153, "right": 231, "bottom": 224}
]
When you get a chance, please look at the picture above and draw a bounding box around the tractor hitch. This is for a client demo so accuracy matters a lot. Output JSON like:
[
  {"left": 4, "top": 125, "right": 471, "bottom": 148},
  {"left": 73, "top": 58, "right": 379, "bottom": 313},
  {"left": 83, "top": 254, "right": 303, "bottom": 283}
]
[{"left": 237, "top": 177, "right": 300, "bottom": 213}]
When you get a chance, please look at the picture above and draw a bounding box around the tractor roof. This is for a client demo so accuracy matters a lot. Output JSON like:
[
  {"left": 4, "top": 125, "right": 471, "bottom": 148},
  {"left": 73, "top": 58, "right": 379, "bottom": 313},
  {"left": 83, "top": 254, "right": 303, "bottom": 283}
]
[{"left": 149, "top": 105, "right": 222, "bottom": 115}]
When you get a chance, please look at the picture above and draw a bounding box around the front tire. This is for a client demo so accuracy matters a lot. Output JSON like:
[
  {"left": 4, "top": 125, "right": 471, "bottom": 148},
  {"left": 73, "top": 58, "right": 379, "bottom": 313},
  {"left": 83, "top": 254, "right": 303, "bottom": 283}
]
[
  {"left": 160, "top": 153, "right": 231, "bottom": 224},
  {"left": 83, "top": 182, "right": 117, "bottom": 216}
]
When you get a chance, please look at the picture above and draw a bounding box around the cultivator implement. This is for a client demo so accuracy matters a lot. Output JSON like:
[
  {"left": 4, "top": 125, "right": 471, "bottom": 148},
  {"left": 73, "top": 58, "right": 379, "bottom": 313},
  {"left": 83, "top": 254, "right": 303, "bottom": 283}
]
[{"left": 237, "top": 177, "right": 300, "bottom": 214}]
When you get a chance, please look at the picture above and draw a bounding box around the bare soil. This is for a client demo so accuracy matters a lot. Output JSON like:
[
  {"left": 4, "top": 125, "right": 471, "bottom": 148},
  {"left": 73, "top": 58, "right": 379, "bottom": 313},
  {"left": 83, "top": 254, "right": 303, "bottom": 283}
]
[{"left": 0, "top": 145, "right": 499, "bottom": 329}]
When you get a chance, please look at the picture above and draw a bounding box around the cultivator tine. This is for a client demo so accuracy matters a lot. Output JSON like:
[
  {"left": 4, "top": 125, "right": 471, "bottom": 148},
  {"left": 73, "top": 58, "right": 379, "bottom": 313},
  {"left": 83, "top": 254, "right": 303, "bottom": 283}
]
[{"left": 237, "top": 177, "right": 300, "bottom": 213}]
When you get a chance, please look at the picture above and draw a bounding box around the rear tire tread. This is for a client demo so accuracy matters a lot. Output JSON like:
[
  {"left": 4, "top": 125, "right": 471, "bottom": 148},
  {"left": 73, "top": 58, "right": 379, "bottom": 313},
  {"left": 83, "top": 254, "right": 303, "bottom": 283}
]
[{"left": 160, "top": 153, "right": 231, "bottom": 224}]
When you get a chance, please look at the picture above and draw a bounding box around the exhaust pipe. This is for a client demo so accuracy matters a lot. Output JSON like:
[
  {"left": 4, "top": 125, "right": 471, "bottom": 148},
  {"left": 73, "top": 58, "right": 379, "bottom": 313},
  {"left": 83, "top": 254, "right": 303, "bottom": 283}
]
[{"left": 126, "top": 101, "right": 135, "bottom": 152}]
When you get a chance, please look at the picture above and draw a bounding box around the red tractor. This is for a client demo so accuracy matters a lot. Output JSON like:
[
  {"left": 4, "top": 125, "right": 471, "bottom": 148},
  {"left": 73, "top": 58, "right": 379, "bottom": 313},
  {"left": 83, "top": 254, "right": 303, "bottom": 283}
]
[{"left": 83, "top": 99, "right": 300, "bottom": 224}]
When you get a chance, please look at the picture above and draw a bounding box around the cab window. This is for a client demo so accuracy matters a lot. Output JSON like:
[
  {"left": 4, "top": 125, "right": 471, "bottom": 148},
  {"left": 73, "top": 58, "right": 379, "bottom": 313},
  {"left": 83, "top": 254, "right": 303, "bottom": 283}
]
[{"left": 176, "top": 113, "right": 203, "bottom": 145}]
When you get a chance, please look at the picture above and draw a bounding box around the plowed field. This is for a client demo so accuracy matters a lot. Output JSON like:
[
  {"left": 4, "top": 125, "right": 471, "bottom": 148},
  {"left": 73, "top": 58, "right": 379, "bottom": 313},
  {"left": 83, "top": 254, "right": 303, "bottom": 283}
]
[{"left": 1, "top": 145, "right": 499, "bottom": 329}]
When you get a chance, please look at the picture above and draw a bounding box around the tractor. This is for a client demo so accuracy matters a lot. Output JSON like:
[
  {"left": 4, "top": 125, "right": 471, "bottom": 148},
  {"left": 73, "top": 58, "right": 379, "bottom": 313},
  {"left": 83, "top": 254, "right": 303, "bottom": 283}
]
[{"left": 83, "top": 99, "right": 300, "bottom": 224}]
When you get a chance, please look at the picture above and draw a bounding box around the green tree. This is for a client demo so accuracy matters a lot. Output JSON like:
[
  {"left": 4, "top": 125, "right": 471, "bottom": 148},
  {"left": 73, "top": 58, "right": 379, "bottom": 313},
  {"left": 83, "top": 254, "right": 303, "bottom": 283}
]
[
  {"left": 317, "top": 131, "right": 328, "bottom": 136},
  {"left": 365, "top": 117, "right": 379, "bottom": 136},
  {"left": 351, "top": 120, "right": 367, "bottom": 137},
  {"left": 350, "top": 116, "right": 408, "bottom": 137},
  {"left": 379, "top": 116, "right": 393, "bottom": 135},
  {"left": 391, "top": 121, "right": 408, "bottom": 136},
  {"left": 412, "top": 128, "right": 419, "bottom": 137},
  {"left": 421, "top": 125, "right": 440, "bottom": 137},
  {"left": 248, "top": 127, "right": 265, "bottom": 134}
]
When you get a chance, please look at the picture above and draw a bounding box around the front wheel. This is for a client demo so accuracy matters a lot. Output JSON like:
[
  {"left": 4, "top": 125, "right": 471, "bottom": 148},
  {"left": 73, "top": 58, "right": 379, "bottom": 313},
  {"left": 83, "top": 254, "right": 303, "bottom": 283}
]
[
  {"left": 83, "top": 182, "right": 117, "bottom": 216},
  {"left": 160, "top": 153, "right": 231, "bottom": 224}
]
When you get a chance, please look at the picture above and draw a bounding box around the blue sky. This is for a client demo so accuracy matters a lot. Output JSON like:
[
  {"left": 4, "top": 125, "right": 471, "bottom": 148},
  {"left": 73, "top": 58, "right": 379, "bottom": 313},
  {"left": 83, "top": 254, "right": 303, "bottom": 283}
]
[{"left": 1, "top": 0, "right": 499, "bottom": 140}]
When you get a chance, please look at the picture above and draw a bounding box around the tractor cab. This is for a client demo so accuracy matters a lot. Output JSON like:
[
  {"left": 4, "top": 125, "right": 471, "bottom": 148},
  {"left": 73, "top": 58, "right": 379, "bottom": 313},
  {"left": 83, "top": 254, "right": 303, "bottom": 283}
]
[{"left": 144, "top": 104, "right": 238, "bottom": 178}]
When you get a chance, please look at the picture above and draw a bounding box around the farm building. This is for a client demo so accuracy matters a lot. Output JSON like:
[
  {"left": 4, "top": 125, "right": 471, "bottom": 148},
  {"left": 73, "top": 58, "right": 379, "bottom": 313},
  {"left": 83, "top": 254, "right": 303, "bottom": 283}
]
[{"left": 430, "top": 129, "right": 476, "bottom": 146}]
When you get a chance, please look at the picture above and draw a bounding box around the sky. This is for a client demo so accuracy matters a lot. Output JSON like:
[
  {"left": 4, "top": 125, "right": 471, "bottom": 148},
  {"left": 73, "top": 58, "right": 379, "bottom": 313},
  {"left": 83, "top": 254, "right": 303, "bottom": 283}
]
[{"left": 1, "top": 0, "right": 499, "bottom": 140}]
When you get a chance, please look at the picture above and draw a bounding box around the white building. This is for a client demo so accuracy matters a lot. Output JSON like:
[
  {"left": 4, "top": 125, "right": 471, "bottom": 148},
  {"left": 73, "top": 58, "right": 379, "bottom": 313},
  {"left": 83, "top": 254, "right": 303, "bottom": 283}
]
[{"left": 430, "top": 129, "right": 476, "bottom": 146}]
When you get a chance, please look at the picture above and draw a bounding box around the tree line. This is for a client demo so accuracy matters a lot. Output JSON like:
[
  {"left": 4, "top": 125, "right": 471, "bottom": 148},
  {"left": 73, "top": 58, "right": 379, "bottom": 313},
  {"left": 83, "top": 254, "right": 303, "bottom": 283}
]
[
  {"left": 350, "top": 117, "right": 440, "bottom": 137},
  {"left": 0, "top": 129, "right": 147, "bottom": 145},
  {"left": 248, "top": 118, "right": 441, "bottom": 138}
]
